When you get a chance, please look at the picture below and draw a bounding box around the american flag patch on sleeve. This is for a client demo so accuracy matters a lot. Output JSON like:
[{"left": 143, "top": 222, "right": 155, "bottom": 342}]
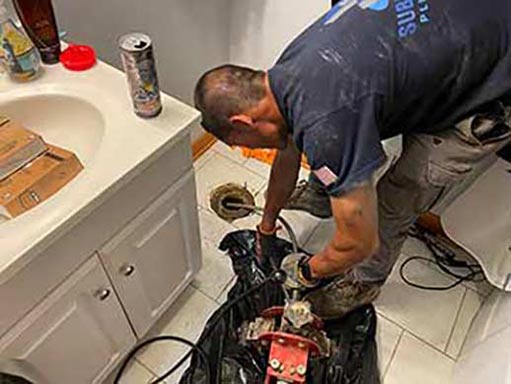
[{"left": 313, "top": 166, "right": 338, "bottom": 187}]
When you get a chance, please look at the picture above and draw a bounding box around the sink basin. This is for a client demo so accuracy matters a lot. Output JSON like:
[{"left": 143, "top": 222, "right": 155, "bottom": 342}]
[{"left": 0, "top": 94, "right": 105, "bottom": 166}]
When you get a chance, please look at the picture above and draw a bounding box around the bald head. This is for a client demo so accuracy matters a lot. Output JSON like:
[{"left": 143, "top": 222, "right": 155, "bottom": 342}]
[{"left": 194, "top": 65, "right": 267, "bottom": 140}]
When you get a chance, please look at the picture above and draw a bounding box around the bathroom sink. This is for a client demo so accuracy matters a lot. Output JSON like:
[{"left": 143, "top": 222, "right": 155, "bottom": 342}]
[
  {"left": 0, "top": 59, "right": 199, "bottom": 277},
  {"left": 0, "top": 94, "right": 105, "bottom": 166}
]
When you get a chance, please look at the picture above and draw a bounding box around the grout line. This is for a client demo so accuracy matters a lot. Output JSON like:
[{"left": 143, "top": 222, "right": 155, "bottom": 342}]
[
  {"left": 188, "top": 284, "right": 221, "bottom": 307},
  {"left": 444, "top": 287, "right": 468, "bottom": 356},
  {"left": 463, "top": 280, "right": 494, "bottom": 298},
  {"left": 213, "top": 149, "right": 250, "bottom": 167},
  {"left": 405, "top": 331, "right": 457, "bottom": 362},
  {"left": 190, "top": 281, "right": 221, "bottom": 303},
  {"left": 134, "top": 357, "right": 160, "bottom": 378},
  {"left": 215, "top": 275, "right": 237, "bottom": 304},
  {"left": 193, "top": 150, "right": 216, "bottom": 171},
  {"left": 255, "top": 182, "right": 268, "bottom": 196},
  {"left": 375, "top": 309, "right": 456, "bottom": 362},
  {"left": 211, "top": 143, "right": 249, "bottom": 164},
  {"left": 383, "top": 328, "right": 405, "bottom": 379}
]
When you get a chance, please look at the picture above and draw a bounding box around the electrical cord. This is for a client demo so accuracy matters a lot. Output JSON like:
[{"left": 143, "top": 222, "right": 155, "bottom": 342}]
[
  {"left": 399, "top": 226, "right": 485, "bottom": 291},
  {"left": 113, "top": 336, "right": 210, "bottom": 384},
  {"left": 114, "top": 270, "right": 286, "bottom": 384}
]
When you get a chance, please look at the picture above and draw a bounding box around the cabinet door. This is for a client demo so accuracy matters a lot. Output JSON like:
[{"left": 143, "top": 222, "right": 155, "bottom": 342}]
[
  {"left": 100, "top": 172, "right": 201, "bottom": 336},
  {"left": 0, "top": 256, "right": 136, "bottom": 384}
]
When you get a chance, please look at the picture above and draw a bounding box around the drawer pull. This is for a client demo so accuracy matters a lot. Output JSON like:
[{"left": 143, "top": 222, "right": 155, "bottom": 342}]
[
  {"left": 94, "top": 288, "right": 111, "bottom": 301},
  {"left": 120, "top": 265, "right": 136, "bottom": 277}
]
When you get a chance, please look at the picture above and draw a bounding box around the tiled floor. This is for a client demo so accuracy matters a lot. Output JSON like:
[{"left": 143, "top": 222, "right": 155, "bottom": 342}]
[{"left": 119, "top": 143, "right": 492, "bottom": 383}]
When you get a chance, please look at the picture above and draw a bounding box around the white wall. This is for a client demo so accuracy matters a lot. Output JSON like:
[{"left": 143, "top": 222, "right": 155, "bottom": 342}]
[
  {"left": 229, "top": 0, "right": 330, "bottom": 69},
  {"left": 52, "top": 0, "right": 231, "bottom": 141}
]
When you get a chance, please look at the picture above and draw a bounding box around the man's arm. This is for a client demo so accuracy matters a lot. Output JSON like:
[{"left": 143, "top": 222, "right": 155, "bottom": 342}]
[
  {"left": 259, "top": 137, "right": 301, "bottom": 232},
  {"left": 308, "top": 180, "right": 380, "bottom": 278}
]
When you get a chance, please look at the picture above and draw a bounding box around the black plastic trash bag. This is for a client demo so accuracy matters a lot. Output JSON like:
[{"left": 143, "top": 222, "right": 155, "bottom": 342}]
[
  {"left": 180, "top": 230, "right": 380, "bottom": 384},
  {"left": 0, "top": 374, "right": 33, "bottom": 384}
]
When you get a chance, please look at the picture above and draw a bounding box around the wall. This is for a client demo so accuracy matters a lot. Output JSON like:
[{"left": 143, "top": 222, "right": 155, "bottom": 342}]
[
  {"left": 49, "top": 1, "right": 330, "bottom": 141},
  {"left": 229, "top": 0, "right": 330, "bottom": 69},
  {"left": 52, "top": 0, "right": 231, "bottom": 142}
]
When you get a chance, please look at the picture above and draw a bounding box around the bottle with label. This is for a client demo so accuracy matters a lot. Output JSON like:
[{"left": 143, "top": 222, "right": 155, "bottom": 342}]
[
  {"left": 0, "top": 0, "right": 41, "bottom": 82},
  {"left": 12, "top": 0, "right": 60, "bottom": 65}
]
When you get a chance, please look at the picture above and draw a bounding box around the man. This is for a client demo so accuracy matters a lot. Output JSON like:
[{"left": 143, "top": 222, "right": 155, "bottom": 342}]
[{"left": 194, "top": 0, "right": 511, "bottom": 319}]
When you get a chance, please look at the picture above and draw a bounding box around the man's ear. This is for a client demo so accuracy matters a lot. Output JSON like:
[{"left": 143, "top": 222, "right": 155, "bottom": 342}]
[{"left": 230, "top": 114, "right": 254, "bottom": 128}]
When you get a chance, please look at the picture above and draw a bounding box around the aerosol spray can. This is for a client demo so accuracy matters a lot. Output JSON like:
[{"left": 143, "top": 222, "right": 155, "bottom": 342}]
[{"left": 119, "top": 32, "right": 162, "bottom": 118}]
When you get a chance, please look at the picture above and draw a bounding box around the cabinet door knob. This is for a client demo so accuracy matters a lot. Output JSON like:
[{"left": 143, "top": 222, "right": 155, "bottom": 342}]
[
  {"left": 94, "top": 288, "right": 111, "bottom": 301},
  {"left": 120, "top": 264, "right": 136, "bottom": 277}
]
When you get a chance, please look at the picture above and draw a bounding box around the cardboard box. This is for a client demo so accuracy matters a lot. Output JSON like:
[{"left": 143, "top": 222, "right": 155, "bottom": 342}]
[
  {"left": 0, "top": 144, "right": 84, "bottom": 219},
  {"left": 0, "top": 117, "right": 48, "bottom": 181}
]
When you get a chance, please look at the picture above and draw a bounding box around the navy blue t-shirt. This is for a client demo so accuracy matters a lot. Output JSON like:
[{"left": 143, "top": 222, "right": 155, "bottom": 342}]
[{"left": 269, "top": 0, "right": 511, "bottom": 196}]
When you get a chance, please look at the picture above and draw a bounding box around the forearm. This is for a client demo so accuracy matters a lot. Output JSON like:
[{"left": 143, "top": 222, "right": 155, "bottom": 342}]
[
  {"left": 309, "top": 242, "right": 374, "bottom": 278},
  {"left": 261, "top": 139, "right": 301, "bottom": 230},
  {"left": 308, "top": 182, "right": 380, "bottom": 279}
]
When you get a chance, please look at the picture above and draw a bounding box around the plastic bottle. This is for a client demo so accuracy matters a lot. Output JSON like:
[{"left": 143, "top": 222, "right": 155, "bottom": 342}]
[
  {"left": 0, "top": 0, "right": 41, "bottom": 81},
  {"left": 12, "top": 0, "right": 60, "bottom": 65}
]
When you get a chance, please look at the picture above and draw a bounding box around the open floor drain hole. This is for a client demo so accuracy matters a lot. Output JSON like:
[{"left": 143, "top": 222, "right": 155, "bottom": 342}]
[{"left": 209, "top": 183, "right": 256, "bottom": 222}]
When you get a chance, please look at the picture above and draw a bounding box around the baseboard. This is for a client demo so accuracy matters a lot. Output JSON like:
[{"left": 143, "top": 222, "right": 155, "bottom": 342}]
[{"left": 192, "top": 132, "right": 216, "bottom": 161}]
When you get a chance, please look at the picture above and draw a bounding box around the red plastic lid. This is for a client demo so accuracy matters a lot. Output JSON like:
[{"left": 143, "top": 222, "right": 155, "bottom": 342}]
[{"left": 60, "top": 45, "right": 97, "bottom": 71}]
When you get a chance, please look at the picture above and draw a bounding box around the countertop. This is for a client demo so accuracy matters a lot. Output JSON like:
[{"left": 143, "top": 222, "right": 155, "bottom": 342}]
[{"left": 0, "top": 58, "right": 200, "bottom": 280}]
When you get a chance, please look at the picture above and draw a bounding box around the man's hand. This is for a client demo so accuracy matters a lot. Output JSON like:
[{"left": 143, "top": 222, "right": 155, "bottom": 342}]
[
  {"left": 255, "top": 224, "right": 279, "bottom": 261},
  {"left": 308, "top": 180, "right": 380, "bottom": 279},
  {"left": 281, "top": 253, "right": 320, "bottom": 291}
]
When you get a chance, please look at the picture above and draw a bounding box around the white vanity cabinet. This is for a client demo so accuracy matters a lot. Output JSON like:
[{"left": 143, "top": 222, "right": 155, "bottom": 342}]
[
  {"left": 99, "top": 171, "right": 201, "bottom": 337},
  {"left": 0, "top": 256, "right": 136, "bottom": 384},
  {"left": 0, "top": 130, "right": 202, "bottom": 383}
]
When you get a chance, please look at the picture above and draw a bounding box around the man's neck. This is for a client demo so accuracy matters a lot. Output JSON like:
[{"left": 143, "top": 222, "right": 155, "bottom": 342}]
[{"left": 263, "top": 72, "right": 287, "bottom": 128}]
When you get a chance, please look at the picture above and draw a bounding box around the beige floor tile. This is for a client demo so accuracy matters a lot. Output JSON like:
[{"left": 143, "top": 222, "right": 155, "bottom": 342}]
[
  {"left": 277, "top": 209, "right": 322, "bottom": 248},
  {"left": 454, "top": 327, "right": 511, "bottom": 384},
  {"left": 377, "top": 315, "right": 404, "bottom": 375},
  {"left": 401, "top": 236, "right": 433, "bottom": 259},
  {"left": 137, "top": 286, "right": 218, "bottom": 378},
  {"left": 445, "top": 288, "right": 484, "bottom": 359},
  {"left": 401, "top": 236, "right": 495, "bottom": 297},
  {"left": 103, "top": 360, "right": 154, "bottom": 384},
  {"left": 303, "top": 219, "right": 336, "bottom": 254},
  {"left": 244, "top": 158, "right": 273, "bottom": 179},
  {"left": 192, "top": 240, "right": 235, "bottom": 301},
  {"left": 195, "top": 153, "right": 266, "bottom": 210},
  {"left": 385, "top": 332, "right": 455, "bottom": 384},
  {"left": 193, "top": 148, "right": 216, "bottom": 171},
  {"left": 211, "top": 141, "right": 247, "bottom": 164},
  {"left": 461, "top": 289, "right": 511, "bottom": 354},
  {"left": 215, "top": 275, "right": 237, "bottom": 304},
  {"left": 198, "top": 208, "right": 237, "bottom": 247},
  {"left": 375, "top": 254, "right": 465, "bottom": 351}
]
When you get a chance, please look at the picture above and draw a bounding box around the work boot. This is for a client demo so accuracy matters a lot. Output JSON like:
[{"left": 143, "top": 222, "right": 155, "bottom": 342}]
[
  {"left": 284, "top": 179, "right": 333, "bottom": 219},
  {"left": 304, "top": 276, "right": 383, "bottom": 320}
]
